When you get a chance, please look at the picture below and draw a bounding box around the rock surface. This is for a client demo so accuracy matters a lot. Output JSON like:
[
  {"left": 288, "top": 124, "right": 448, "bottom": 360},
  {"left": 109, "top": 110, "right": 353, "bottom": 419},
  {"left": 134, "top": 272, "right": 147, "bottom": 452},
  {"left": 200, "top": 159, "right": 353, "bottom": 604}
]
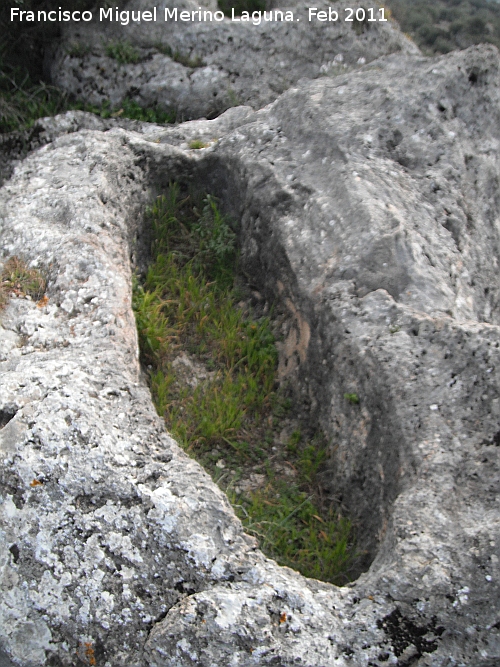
[
  {"left": 1, "top": 29, "right": 500, "bottom": 667},
  {"left": 50, "top": 0, "right": 418, "bottom": 120}
]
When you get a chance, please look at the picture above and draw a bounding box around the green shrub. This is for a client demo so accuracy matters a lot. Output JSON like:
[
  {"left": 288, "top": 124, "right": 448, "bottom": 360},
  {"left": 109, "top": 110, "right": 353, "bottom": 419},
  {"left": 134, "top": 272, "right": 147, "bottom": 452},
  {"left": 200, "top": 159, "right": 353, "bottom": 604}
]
[{"left": 384, "top": 0, "right": 500, "bottom": 53}]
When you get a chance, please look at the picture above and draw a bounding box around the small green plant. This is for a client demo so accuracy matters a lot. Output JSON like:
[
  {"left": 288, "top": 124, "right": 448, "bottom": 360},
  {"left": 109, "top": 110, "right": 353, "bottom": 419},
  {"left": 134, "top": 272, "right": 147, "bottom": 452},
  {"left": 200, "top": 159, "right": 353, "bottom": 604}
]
[
  {"left": 154, "top": 43, "right": 204, "bottom": 68},
  {"left": 344, "top": 392, "right": 360, "bottom": 405},
  {"left": 85, "top": 98, "right": 176, "bottom": 124},
  {"left": 105, "top": 41, "right": 141, "bottom": 65},
  {"left": 133, "top": 185, "right": 357, "bottom": 584},
  {"left": 66, "top": 41, "right": 91, "bottom": 58},
  {"left": 0, "top": 70, "right": 74, "bottom": 134},
  {"left": 173, "top": 52, "right": 204, "bottom": 68},
  {"left": 154, "top": 43, "right": 174, "bottom": 57},
  {"left": 234, "top": 482, "right": 352, "bottom": 583},
  {"left": 286, "top": 429, "right": 302, "bottom": 454},
  {"left": 226, "top": 87, "right": 241, "bottom": 108},
  {"left": 1, "top": 256, "right": 46, "bottom": 306},
  {"left": 0, "top": 64, "right": 175, "bottom": 133},
  {"left": 189, "top": 139, "right": 208, "bottom": 149}
]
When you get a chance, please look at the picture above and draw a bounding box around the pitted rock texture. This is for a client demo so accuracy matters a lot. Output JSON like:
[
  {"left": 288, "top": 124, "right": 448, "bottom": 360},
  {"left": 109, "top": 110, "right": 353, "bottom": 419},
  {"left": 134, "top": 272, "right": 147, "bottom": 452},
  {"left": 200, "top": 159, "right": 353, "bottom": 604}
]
[
  {"left": 0, "top": 112, "right": 151, "bottom": 188},
  {"left": 1, "top": 44, "right": 500, "bottom": 666},
  {"left": 50, "top": 0, "right": 418, "bottom": 120}
]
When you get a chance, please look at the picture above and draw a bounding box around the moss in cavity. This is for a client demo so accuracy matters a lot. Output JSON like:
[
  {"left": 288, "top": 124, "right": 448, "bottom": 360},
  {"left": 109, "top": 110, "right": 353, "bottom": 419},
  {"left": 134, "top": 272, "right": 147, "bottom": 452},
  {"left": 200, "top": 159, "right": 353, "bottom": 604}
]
[{"left": 133, "top": 185, "right": 356, "bottom": 584}]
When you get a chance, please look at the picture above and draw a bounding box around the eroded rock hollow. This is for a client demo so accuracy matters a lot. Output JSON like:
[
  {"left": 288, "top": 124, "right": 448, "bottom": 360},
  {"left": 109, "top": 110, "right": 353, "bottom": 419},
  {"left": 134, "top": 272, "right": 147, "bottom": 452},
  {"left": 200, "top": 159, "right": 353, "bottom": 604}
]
[{"left": 1, "top": 3, "right": 500, "bottom": 665}]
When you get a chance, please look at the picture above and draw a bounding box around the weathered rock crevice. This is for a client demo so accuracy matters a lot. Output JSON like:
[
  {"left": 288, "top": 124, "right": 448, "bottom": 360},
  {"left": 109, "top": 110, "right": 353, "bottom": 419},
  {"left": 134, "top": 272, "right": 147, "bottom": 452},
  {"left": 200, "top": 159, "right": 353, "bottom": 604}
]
[{"left": 157, "top": 153, "right": 413, "bottom": 567}]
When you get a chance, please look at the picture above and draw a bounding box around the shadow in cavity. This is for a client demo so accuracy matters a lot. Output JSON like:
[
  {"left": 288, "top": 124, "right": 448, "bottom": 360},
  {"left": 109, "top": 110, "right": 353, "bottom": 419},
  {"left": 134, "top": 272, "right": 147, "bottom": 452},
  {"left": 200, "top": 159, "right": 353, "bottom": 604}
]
[
  {"left": 0, "top": 649, "right": 16, "bottom": 667},
  {"left": 0, "top": 409, "right": 17, "bottom": 430}
]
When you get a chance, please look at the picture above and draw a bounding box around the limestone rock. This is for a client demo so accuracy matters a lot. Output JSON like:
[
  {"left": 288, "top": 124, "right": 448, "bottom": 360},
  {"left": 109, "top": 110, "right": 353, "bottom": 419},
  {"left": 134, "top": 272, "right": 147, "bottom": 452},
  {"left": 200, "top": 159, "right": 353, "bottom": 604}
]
[
  {"left": 1, "top": 43, "right": 500, "bottom": 666},
  {"left": 49, "top": 0, "right": 418, "bottom": 121}
]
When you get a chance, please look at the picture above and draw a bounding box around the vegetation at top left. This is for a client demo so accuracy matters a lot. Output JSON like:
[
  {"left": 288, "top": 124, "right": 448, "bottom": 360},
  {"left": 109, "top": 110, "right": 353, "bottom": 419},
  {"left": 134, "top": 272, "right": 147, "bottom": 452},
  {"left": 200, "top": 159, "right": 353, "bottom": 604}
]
[
  {"left": 0, "top": 65, "right": 175, "bottom": 133},
  {"left": 0, "top": 1, "right": 177, "bottom": 132},
  {"left": 1, "top": 0, "right": 95, "bottom": 78}
]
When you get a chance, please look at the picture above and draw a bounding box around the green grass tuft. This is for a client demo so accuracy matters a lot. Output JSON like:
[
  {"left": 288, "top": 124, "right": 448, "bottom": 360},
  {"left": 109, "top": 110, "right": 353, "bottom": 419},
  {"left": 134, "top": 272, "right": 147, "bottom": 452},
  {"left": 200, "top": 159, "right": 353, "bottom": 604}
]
[
  {"left": 66, "top": 41, "right": 92, "bottom": 58},
  {"left": 232, "top": 433, "right": 352, "bottom": 581},
  {"left": 0, "top": 69, "right": 73, "bottom": 134},
  {"left": 1, "top": 256, "right": 46, "bottom": 308},
  {"left": 105, "top": 41, "right": 141, "bottom": 65},
  {"left": 83, "top": 99, "right": 176, "bottom": 125},
  {"left": 189, "top": 139, "right": 208, "bottom": 149},
  {"left": 154, "top": 43, "right": 204, "bottom": 68},
  {"left": 133, "top": 185, "right": 357, "bottom": 584},
  {"left": 0, "top": 59, "right": 175, "bottom": 133}
]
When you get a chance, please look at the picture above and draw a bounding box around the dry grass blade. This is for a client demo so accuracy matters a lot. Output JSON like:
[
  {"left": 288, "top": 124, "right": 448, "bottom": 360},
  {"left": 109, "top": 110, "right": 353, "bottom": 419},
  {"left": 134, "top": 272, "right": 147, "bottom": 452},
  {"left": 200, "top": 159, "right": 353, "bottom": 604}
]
[{"left": 1, "top": 256, "right": 46, "bottom": 301}]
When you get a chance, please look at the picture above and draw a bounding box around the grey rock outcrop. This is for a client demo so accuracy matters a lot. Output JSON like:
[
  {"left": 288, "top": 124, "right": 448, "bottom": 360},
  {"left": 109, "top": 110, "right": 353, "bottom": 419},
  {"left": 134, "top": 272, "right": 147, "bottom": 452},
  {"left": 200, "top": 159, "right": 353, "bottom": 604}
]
[
  {"left": 0, "top": 112, "right": 150, "bottom": 188},
  {"left": 50, "top": 0, "right": 418, "bottom": 120},
  {"left": 1, "top": 39, "right": 500, "bottom": 667}
]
